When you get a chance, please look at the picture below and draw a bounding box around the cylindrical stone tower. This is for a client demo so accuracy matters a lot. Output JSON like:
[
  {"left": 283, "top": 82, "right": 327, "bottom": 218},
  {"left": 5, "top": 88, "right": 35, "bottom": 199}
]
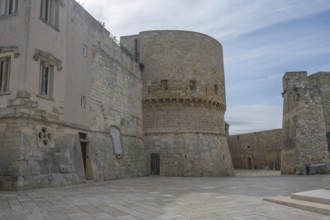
[{"left": 122, "top": 30, "right": 234, "bottom": 176}]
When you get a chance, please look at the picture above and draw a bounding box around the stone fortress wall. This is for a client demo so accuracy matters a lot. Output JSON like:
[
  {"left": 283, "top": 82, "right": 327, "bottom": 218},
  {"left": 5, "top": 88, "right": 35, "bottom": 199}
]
[
  {"left": 121, "top": 31, "right": 234, "bottom": 176},
  {"left": 0, "top": 0, "right": 233, "bottom": 190},
  {"left": 281, "top": 72, "right": 330, "bottom": 174},
  {"left": 228, "top": 129, "right": 281, "bottom": 170},
  {"left": 1, "top": 0, "right": 329, "bottom": 191},
  {"left": 227, "top": 72, "right": 330, "bottom": 175}
]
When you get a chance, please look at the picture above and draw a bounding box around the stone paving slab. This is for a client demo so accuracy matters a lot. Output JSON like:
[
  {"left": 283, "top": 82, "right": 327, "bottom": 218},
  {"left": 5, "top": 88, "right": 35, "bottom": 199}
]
[
  {"left": 0, "top": 173, "right": 330, "bottom": 219},
  {"left": 264, "top": 196, "right": 330, "bottom": 216},
  {"left": 291, "top": 189, "right": 330, "bottom": 204}
]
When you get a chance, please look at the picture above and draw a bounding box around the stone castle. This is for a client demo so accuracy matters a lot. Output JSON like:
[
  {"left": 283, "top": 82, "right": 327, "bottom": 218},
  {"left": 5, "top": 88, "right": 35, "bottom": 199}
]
[
  {"left": 0, "top": 0, "right": 234, "bottom": 190},
  {"left": 0, "top": 0, "right": 329, "bottom": 191},
  {"left": 228, "top": 72, "right": 330, "bottom": 174}
]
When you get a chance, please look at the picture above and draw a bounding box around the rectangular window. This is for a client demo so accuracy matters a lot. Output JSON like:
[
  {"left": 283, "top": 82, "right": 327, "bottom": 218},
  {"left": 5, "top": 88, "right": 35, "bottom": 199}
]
[
  {"left": 190, "top": 80, "right": 196, "bottom": 91},
  {"left": 0, "top": 56, "right": 10, "bottom": 93},
  {"left": 40, "top": 0, "right": 59, "bottom": 28},
  {"left": 214, "top": 84, "right": 218, "bottom": 95},
  {"left": 161, "top": 80, "right": 168, "bottom": 90},
  {"left": 327, "top": 132, "right": 330, "bottom": 151},
  {"left": 82, "top": 45, "right": 87, "bottom": 57},
  {"left": 81, "top": 96, "right": 86, "bottom": 109},
  {"left": 39, "top": 61, "right": 53, "bottom": 97},
  {"left": 0, "top": 0, "right": 17, "bottom": 16}
]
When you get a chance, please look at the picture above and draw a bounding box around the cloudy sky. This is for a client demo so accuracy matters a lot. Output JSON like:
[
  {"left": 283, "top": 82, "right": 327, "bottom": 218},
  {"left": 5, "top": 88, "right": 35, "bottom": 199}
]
[{"left": 80, "top": 0, "right": 330, "bottom": 135}]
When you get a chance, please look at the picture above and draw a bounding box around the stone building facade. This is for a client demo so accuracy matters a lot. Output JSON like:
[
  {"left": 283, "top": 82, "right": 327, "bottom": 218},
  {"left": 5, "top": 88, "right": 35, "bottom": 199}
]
[
  {"left": 228, "top": 129, "right": 281, "bottom": 170},
  {"left": 0, "top": 0, "right": 233, "bottom": 190}
]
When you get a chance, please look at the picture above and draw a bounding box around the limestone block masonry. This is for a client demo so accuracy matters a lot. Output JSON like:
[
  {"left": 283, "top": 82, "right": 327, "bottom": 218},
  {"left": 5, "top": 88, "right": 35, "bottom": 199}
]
[
  {"left": 0, "top": 0, "right": 146, "bottom": 190},
  {"left": 0, "top": 1, "right": 234, "bottom": 190},
  {"left": 122, "top": 31, "right": 234, "bottom": 176},
  {"left": 281, "top": 72, "right": 330, "bottom": 175},
  {"left": 228, "top": 129, "right": 282, "bottom": 170}
]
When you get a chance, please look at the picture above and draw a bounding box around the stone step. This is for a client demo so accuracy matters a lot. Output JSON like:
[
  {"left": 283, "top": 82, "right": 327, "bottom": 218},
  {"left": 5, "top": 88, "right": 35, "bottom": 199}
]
[
  {"left": 324, "top": 177, "right": 330, "bottom": 190},
  {"left": 291, "top": 189, "right": 330, "bottom": 205},
  {"left": 264, "top": 196, "right": 330, "bottom": 216}
]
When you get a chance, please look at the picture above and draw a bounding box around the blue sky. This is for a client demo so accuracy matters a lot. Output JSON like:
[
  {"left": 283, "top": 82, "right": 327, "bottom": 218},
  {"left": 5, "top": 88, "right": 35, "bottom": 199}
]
[{"left": 81, "top": 0, "right": 330, "bottom": 134}]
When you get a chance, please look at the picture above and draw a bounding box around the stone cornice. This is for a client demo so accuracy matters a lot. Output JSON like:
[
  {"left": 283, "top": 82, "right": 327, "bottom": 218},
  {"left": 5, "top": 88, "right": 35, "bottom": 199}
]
[
  {"left": 144, "top": 131, "right": 227, "bottom": 136},
  {"left": 0, "top": 46, "right": 19, "bottom": 58},
  {"left": 143, "top": 97, "right": 226, "bottom": 112},
  {"left": 33, "top": 49, "right": 62, "bottom": 71}
]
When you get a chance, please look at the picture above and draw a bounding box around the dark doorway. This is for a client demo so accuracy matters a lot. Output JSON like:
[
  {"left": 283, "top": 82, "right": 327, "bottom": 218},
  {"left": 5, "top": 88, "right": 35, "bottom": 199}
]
[
  {"left": 150, "top": 153, "right": 160, "bottom": 175},
  {"left": 247, "top": 157, "right": 252, "bottom": 169},
  {"left": 81, "top": 142, "right": 87, "bottom": 173},
  {"left": 79, "top": 133, "right": 93, "bottom": 180}
]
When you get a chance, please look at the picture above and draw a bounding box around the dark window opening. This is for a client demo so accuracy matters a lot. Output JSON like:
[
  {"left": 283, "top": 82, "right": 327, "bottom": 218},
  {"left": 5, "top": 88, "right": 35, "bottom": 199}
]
[
  {"left": 0, "top": 56, "right": 10, "bottom": 93},
  {"left": 134, "top": 39, "right": 139, "bottom": 62},
  {"left": 161, "top": 80, "right": 168, "bottom": 90},
  {"left": 0, "top": 0, "right": 17, "bottom": 16},
  {"left": 247, "top": 157, "right": 252, "bottom": 169},
  {"left": 327, "top": 132, "right": 330, "bottom": 150},
  {"left": 40, "top": 0, "right": 59, "bottom": 28},
  {"left": 39, "top": 61, "right": 54, "bottom": 97},
  {"left": 214, "top": 84, "right": 218, "bottom": 94},
  {"left": 150, "top": 153, "right": 160, "bottom": 175},
  {"left": 81, "top": 96, "right": 86, "bottom": 109},
  {"left": 190, "top": 80, "right": 196, "bottom": 91}
]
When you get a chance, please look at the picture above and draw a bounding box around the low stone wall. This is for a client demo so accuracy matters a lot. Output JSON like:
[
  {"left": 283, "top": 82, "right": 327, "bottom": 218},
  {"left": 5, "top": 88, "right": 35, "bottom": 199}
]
[
  {"left": 228, "top": 129, "right": 282, "bottom": 170},
  {"left": 324, "top": 177, "right": 330, "bottom": 189}
]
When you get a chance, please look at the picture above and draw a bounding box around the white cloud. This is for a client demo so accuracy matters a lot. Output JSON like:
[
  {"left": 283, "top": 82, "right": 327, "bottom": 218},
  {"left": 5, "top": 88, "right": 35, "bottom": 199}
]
[
  {"left": 77, "top": 0, "right": 330, "bottom": 134},
  {"left": 81, "top": 0, "right": 330, "bottom": 39},
  {"left": 225, "top": 105, "right": 282, "bottom": 135}
]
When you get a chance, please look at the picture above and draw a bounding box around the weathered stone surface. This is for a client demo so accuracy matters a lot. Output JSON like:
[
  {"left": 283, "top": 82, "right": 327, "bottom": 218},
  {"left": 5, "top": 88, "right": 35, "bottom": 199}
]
[
  {"left": 145, "top": 133, "right": 234, "bottom": 176},
  {"left": 281, "top": 72, "right": 330, "bottom": 175},
  {"left": 122, "top": 31, "right": 234, "bottom": 176},
  {"left": 0, "top": 0, "right": 146, "bottom": 190},
  {"left": 228, "top": 129, "right": 282, "bottom": 170},
  {"left": 325, "top": 177, "right": 330, "bottom": 189}
]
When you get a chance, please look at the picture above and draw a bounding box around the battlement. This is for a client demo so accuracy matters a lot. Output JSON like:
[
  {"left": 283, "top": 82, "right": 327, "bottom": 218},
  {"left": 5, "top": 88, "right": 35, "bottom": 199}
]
[{"left": 143, "top": 79, "right": 225, "bottom": 110}]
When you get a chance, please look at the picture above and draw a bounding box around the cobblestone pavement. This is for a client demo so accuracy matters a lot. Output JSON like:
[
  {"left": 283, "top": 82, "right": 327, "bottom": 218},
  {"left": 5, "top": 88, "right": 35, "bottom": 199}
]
[{"left": 1, "top": 172, "right": 329, "bottom": 220}]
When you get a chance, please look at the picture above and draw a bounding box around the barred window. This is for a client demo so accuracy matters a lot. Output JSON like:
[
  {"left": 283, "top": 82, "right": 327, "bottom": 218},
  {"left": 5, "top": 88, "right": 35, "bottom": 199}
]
[{"left": 0, "top": 56, "right": 10, "bottom": 93}]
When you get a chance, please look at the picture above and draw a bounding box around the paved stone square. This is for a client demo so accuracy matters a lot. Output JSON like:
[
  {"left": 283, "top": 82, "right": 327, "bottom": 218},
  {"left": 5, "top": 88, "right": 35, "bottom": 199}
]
[{"left": 1, "top": 172, "right": 329, "bottom": 220}]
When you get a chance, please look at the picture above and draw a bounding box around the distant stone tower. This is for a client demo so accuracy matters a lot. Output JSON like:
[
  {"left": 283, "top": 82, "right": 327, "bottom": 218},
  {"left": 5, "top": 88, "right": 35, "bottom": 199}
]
[
  {"left": 282, "top": 72, "right": 330, "bottom": 175},
  {"left": 122, "top": 31, "right": 234, "bottom": 176}
]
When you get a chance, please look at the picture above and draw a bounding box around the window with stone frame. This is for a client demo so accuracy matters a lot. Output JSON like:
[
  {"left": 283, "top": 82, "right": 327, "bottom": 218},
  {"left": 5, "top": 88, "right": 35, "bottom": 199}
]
[
  {"left": 0, "top": 0, "right": 17, "bottom": 16},
  {"left": 39, "top": 61, "right": 54, "bottom": 97},
  {"left": 33, "top": 49, "right": 62, "bottom": 99},
  {"left": 0, "top": 56, "right": 10, "bottom": 93},
  {"left": 40, "top": 0, "right": 59, "bottom": 28}
]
